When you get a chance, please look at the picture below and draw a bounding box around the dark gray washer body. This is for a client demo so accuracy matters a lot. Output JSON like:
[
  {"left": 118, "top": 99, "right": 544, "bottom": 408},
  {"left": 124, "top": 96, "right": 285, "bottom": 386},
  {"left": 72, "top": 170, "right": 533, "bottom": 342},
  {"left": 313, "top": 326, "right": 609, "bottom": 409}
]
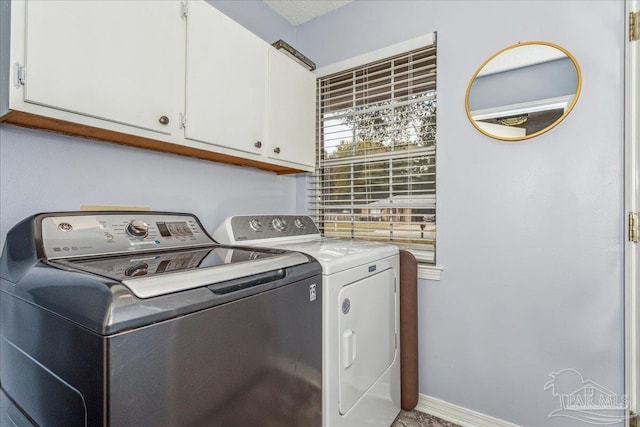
[{"left": 0, "top": 213, "right": 323, "bottom": 427}]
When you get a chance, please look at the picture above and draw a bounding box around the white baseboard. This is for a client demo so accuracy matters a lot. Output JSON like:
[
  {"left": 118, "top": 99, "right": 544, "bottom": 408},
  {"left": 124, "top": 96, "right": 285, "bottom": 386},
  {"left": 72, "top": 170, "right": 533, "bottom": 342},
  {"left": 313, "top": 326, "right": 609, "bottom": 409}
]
[{"left": 415, "top": 394, "right": 521, "bottom": 427}]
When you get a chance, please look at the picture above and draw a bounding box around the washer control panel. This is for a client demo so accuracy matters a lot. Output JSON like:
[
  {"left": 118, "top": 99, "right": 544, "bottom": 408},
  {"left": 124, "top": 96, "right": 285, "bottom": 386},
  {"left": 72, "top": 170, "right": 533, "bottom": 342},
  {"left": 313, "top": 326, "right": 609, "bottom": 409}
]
[
  {"left": 228, "top": 215, "right": 319, "bottom": 242},
  {"left": 40, "top": 213, "right": 213, "bottom": 259}
]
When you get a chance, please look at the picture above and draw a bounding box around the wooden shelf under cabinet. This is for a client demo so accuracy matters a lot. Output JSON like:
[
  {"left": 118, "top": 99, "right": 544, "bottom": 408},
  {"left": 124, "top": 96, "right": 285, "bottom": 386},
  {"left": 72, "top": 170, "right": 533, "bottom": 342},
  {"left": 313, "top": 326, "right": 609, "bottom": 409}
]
[{"left": 0, "top": 111, "right": 307, "bottom": 175}]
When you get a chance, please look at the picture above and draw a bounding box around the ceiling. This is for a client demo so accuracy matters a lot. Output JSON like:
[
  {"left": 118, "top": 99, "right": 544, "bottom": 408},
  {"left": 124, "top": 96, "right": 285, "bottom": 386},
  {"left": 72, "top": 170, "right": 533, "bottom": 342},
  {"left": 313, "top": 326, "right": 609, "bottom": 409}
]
[{"left": 264, "top": 1, "right": 353, "bottom": 26}]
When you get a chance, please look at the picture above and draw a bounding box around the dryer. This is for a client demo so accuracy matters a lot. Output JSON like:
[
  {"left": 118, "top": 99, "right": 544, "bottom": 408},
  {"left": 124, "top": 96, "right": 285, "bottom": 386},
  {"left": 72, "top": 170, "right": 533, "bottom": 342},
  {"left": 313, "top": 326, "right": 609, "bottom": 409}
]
[{"left": 214, "top": 215, "right": 401, "bottom": 427}]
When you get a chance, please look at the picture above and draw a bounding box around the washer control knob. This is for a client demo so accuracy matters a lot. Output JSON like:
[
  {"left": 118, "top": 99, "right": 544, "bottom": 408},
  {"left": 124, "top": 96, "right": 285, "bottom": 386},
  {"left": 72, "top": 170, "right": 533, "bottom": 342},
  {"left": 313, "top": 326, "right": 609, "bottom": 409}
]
[
  {"left": 294, "top": 218, "right": 305, "bottom": 229},
  {"left": 125, "top": 263, "right": 149, "bottom": 277},
  {"left": 126, "top": 220, "right": 149, "bottom": 238},
  {"left": 249, "top": 219, "right": 262, "bottom": 231},
  {"left": 272, "top": 217, "right": 286, "bottom": 231}
]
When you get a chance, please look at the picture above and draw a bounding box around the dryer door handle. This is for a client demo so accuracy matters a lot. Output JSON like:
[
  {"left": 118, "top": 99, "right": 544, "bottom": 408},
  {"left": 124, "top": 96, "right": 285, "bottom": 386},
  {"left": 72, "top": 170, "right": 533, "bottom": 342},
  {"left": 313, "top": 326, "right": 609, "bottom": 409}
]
[{"left": 343, "top": 329, "right": 356, "bottom": 370}]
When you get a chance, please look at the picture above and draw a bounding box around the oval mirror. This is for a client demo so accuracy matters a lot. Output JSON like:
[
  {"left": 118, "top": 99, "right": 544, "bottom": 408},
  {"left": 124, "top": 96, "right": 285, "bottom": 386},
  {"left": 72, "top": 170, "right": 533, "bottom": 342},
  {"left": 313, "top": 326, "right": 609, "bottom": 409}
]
[{"left": 465, "top": 41, "right": 581, "bottom": 141}]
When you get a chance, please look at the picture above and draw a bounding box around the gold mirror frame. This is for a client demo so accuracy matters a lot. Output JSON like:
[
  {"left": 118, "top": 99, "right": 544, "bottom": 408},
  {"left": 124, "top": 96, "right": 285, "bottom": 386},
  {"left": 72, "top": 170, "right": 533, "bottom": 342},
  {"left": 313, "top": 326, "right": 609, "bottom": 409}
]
[{"left": 465, "top": 41, "right": 582, "bottom": 142}]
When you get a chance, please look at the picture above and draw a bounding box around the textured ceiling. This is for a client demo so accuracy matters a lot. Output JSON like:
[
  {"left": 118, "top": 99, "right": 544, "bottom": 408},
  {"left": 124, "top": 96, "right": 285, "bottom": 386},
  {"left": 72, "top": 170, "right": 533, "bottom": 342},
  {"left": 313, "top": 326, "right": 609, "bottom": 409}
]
[{"left": 264, "top": 1, "right": 353, "bottom": 26}]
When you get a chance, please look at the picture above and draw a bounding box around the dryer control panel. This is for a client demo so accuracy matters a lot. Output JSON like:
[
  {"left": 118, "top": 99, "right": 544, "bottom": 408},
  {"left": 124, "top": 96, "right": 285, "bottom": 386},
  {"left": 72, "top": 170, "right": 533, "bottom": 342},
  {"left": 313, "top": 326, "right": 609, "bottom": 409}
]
[
  {"left": 215, "top": 215, "right": 320, "bottom": 244},
  {"left": 39, "top": 212, "right": 213, "bottom": 260}
]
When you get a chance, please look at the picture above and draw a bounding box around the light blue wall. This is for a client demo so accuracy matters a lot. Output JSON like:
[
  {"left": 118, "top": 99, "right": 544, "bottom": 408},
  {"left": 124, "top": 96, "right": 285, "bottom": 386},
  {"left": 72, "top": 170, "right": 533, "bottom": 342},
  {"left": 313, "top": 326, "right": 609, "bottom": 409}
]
[
  {"left": 296, "top": 1, "right": 625, "bottom": 426},
  {"left": 0, "top": 0, "right": 10, "bottom": 117},
  {"left": 207, "top": 0, "right": 297, "bottom": 46},
  {"left": 0, "top": 1, "right": 300, "bottom": 249},
  {"left": 0, "top": 125, "right": 300, "bottom": 246}
]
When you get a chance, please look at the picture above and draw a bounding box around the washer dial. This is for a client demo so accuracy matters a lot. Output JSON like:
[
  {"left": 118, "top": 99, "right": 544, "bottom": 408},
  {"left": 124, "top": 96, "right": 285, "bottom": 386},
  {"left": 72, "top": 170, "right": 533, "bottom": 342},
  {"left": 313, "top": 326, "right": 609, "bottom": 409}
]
[
  {"left": 126, "top": 220, "right": 149, "bottom": 238},
  {"left": 125, "top": 263, "right": 149, "bottom": 277}
]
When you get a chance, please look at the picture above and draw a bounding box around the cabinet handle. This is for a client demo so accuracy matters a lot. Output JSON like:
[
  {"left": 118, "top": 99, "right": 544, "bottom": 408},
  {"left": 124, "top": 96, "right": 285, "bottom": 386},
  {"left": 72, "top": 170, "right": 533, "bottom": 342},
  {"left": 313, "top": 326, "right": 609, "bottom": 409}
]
[
  {"left": 158, "top": 115, "right": 170, "bottom": 125},
  {"left": 273, "top": 147, "right": 281, "bottom": 154},
  {"left": 254, "top": 141, "right": 262, "bottom": 148}
]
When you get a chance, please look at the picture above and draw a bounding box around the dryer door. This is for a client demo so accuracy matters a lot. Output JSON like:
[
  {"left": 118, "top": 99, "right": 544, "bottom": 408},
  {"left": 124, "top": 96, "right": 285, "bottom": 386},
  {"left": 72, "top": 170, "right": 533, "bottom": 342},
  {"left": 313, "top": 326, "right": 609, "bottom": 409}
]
[{"left": 338, "top": 268, "right": 397, "bottom": 414}]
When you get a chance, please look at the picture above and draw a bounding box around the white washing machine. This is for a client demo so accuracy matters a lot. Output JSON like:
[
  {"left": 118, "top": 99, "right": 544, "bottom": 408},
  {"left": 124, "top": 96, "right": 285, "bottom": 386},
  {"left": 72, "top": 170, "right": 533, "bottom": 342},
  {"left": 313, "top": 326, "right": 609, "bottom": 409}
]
[{"left": 214, "top": 215, "right": 401, "bottom": 427}]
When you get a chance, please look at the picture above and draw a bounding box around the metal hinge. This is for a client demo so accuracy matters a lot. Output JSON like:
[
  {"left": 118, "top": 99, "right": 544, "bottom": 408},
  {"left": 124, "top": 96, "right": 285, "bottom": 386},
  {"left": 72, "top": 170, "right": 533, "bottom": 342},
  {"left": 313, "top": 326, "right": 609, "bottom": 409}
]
[
  {"left": 14, "top": 63, "right": 25, "bottom": 87},
  {"left": 179, "top": 113, "right": 187, "bottom": 129},
  {"left": 181, "top": 2, "right": 189, "bottom": 19},
  {"left": 630, "top": 411, "right": 638, "bottom": 427},
  {"left": 631, "top": 11, "right": 639, "bottom": 42},
  {"left": 630, "top": 212, "right": 639, "bottom": 243}
]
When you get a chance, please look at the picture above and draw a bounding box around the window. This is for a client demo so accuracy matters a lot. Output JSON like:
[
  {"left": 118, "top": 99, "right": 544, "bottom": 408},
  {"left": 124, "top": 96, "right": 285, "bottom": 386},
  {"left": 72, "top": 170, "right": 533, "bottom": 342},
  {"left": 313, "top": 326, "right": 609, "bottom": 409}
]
[{"left": 311, "top": 37, "right": 437, "bottom": 263}]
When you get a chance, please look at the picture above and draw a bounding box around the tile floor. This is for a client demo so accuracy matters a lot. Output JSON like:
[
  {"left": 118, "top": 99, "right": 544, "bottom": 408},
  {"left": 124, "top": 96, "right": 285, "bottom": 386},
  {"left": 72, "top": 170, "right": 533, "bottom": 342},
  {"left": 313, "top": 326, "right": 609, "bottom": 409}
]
[{"left": 392, "top": 409, "right": 461, "bottom": 427}]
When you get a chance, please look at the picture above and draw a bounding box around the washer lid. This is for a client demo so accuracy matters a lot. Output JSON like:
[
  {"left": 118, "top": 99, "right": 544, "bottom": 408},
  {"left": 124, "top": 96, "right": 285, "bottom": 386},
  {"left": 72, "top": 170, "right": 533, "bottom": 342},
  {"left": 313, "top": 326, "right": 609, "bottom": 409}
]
[{"left": 56, "top": 246, "right": 310, "bottom": 298}]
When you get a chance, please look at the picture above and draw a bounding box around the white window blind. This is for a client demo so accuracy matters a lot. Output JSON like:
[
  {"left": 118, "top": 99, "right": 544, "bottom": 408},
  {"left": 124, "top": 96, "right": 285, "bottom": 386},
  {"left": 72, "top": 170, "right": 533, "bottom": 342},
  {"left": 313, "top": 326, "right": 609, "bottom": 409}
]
[{"left": 311, "top": 41, "right": 437, "bottom": 263}]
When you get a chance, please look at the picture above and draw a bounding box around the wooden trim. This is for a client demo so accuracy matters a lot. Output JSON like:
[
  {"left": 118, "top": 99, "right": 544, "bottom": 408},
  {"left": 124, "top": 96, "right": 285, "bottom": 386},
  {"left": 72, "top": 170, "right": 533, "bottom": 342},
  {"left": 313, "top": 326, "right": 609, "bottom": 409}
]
[{"left": 0, "top": 110, "right": 306, "bottom": 175}]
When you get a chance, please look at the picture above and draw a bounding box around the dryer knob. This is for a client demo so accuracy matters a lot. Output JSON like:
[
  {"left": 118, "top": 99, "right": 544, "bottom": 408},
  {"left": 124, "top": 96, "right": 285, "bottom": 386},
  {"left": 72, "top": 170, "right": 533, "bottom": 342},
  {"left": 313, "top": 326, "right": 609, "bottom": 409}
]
[
  {"left": 294, "top": 218, "right": 305, "bottom": 229},
  {"left": 272, "top": 217, "right": 286, "bottom": 231},
  {"left": 249, "top": 219, "right": 262, "bottom": 231}
]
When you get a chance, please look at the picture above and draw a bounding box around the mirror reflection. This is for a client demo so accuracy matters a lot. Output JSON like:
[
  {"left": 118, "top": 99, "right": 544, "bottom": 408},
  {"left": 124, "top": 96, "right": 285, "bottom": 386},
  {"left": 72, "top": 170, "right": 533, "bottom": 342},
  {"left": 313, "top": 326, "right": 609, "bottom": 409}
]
[{"left": 465, "top": 41, "right": 581, "bottom": 141}]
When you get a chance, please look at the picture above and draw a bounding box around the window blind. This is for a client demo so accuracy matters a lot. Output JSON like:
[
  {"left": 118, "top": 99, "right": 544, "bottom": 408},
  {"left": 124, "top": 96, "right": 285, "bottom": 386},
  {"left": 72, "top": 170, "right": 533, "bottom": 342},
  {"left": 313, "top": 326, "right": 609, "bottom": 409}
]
[{"left": 310, "top": 42, "right": 437, "bottom": 263}]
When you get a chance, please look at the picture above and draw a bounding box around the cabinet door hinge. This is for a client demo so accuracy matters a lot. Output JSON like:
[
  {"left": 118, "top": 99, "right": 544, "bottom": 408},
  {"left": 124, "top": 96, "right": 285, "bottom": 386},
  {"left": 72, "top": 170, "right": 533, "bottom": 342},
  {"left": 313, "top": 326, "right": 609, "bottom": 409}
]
[
  {"left": 630, "top": 411, "right": 638, "bottom": 427},
  {"left": 14, "top": 63, "right": 25, "bottom": 87},
  {"left": 631, "top": 11, "right": 639, "bottom": 42},
  {"left": 181, "top": 2, "right": 189, "bottom": 19},
  {"left": 180, "top": 113, "right": 187, "bottom": 129},
  {"left": 630, "top": 212, "right": 639, "bottom": 243}
]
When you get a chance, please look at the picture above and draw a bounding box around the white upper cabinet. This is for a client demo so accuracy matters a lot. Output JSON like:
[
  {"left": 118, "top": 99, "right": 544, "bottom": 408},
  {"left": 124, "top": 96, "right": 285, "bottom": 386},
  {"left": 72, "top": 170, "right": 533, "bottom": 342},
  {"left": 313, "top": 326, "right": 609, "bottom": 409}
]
[
  {"left": 5, "top": 0, "right": 316, "bottom": 173},
  {"left": 21, "top": 1, "right": 185, "bottom": 135},
  {"left": 267, "top": 49, "right": 316, "bottom": 168},
  {"left": 185, "top": 0, "right": 268, "bottom": 155}
]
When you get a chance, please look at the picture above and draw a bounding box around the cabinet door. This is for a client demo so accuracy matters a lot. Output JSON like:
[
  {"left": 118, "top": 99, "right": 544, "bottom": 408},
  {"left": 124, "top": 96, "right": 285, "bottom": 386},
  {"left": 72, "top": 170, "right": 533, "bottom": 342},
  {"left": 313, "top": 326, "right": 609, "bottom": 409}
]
[
  {"left": 22, "top": 1, "right": 184, "bottom": 135},
  {"left": 267, "top": 49, "right": 316, "bottom": 168},
  {"left": 185, "top": 0, "right": 267, "bottom": 155}
]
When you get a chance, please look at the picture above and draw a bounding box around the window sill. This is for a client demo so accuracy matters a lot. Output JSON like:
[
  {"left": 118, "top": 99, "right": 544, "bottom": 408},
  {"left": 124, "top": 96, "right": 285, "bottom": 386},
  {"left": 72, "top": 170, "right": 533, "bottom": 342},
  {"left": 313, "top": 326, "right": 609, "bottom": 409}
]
[{"left": 418, "top": 264, "right": 444, "bottom": 281}]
